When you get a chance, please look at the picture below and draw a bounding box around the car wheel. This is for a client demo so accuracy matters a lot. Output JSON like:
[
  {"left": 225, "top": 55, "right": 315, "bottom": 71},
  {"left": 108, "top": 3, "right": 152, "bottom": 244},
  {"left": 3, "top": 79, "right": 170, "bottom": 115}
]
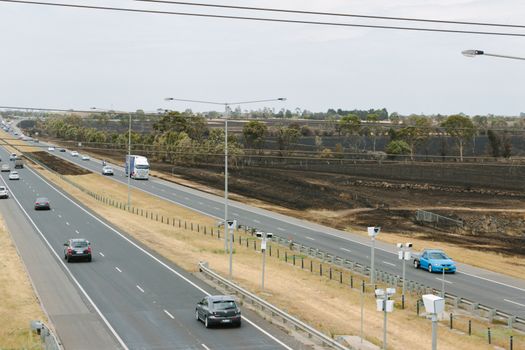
[
  {"left": 204, "top": 316, "right": 210, "bottom": 328},
  {"left": 428, "top": 265, "right": 432, "bottom": 273},
  {"left": 66, "top": 256, "right": 71, "bottom": 263},
  {"left": 195, "top": 310, "right": 200, "bottom": 322},
  {"left": 64, "top": 253, "right": 67, "bottom": 260},
  {"left": 235, "top": 320, "right": 242, "bottom": 328},
  {"left": 413, "top": 260, "right": 419, "bottom": 269}
]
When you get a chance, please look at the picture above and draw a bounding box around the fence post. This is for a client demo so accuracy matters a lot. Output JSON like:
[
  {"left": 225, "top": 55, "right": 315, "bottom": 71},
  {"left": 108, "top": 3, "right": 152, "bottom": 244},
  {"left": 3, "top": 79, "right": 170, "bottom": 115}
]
[
  {"left": 450, "top": 313, "right": 453, "bottom": 329},
  {"left": 204, "top": 226, "right": 207, "bottom": 235},
  {"left": 301, "top": 257, "right": 304, "bottom": 269},
  {"left": 310, "top": 260, "right": 313, "bottom": 272},
  {"left": 320, "top": 263, "right": 323, "bottom": 276},
  {"left": 285, "top": 251, "right": 288, "bottom": 262},
  {"left": 487, "top": 328, "right": 491, "bottom": 344},
  {"left": 510, "top": 335, "right": 513, "bottom": 350},
  {"left": 416, "top": 300, "right": 420, "bottom": 316},
  {"left": 350, "top": 275, "right": 353, "bottom": 289},
  {"left": 468, "top": 320, "right": 472, "bottom": 336},
  {"left": 293, "top": 255, "right": 295, "bottom": 266},
  {"left": 179, "top": 219, "right": 181, "bottom": 228},
  {"left": 329, "top": 267, "right": 332, "bottom": 280},
  {"left": 191, "top": 223, "right": 193, "bottom": 231},
  {"left": 185, "top": 221, "right": 187, "bottom": 229},
  {"left": 277, "top": 249, "right": 279, "bottom": 259},
  {"left": 339, "top": 271, "right": 343, "bottom": 284},
  {"left": 253, "top": 240, "right": 256, "bottom": 250}
]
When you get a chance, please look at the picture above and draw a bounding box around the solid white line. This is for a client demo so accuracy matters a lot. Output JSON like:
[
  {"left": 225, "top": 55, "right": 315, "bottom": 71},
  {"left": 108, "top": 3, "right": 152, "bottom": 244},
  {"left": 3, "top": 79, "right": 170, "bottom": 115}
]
[
  {"left": 0, "top": 176, "right": 129, "bottom": 350},
  {"left": 459, "top": 271, "right": 525, "bottom": 293},
  {"left": 22, "top": 160, "right": 299, "bottom": 349},
  {"left": 382, "top": 261, "right": 396, "bottom": 267},
  {"left": 136, "top": 285, "right": 145, "bottom": 293},
  {"left": 99, "top": 252, "right": 105, "bottom": 257},
  {"left": 305, "top": 236, "right": 315, "bottom": 241},
  {"left": 340, "top": 248, "right": 352, "bottom": 253},
  {"left": 201, "top": 344, "right": 211, "bottom": 350},
  {"left": 504, "top": 299, "right": 525, "bottom": 307},
  {"left": 436, "top": 277, "right": 452, "bottom": 284},
  {"left": 115, "top": 267, "right": 122, "bottom": 273},
  {"left": 163, "top": 309, "right": 175, "bottom": 319}
]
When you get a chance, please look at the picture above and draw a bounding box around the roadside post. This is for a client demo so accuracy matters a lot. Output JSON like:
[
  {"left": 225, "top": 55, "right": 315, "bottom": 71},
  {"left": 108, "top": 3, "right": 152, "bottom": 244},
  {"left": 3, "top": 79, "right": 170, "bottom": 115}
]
[
  {"left": 397, "top": 242, "right": 413, "bottom": 309},
  {"left": 423, "top": 294, "right": 445, "bottom": 350},
  {"left": 368, "top": 226, "right": 381, "bottom": 285},
  {"left": 227, "top": 220, "right": 237, "bottom": 278},
  {"left": 375, "top": 287, "right": 396, "bottom": 350},
  {"left": 256, "top": 231, "right": 273, "bottom": 290}
]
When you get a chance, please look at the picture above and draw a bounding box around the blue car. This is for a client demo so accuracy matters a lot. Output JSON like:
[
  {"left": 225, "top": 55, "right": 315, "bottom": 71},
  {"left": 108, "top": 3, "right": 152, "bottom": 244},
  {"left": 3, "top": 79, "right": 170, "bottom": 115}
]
[{"left": 413, "top": 249, "right": 456, "bottom": 273}]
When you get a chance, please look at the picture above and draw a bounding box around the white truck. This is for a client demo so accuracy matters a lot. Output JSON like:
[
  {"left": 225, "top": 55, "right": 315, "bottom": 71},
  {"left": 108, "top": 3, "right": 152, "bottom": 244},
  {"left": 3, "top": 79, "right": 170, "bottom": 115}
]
[{"left": 125, "top": 155, "right": 150, "bottom": 180}]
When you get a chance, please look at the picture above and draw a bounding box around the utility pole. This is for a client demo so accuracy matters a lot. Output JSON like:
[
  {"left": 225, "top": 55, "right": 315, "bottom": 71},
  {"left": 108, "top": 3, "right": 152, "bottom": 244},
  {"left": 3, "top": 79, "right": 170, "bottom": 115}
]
[{"left": 368, "top": 226, "right": 381, "bottom": 285}]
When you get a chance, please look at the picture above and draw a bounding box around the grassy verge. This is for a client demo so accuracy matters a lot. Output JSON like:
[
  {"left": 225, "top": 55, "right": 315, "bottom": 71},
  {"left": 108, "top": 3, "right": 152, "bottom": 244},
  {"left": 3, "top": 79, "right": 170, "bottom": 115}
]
[
  {"left": 0, "top": 215, "right": 47, "bottom": 349},
  {"left": 24, "top": 160, "right": 524, "bottom": 350}
]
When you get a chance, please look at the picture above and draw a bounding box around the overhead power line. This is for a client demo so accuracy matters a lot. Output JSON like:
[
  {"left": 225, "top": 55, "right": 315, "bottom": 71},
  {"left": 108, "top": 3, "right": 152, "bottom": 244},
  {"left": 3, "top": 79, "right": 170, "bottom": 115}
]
[
  {"left": 0, "top": 0, "right": 524, "bottom": 37},
  {"left": 135, "top": 0, "right": 525, "bottom": 29}
]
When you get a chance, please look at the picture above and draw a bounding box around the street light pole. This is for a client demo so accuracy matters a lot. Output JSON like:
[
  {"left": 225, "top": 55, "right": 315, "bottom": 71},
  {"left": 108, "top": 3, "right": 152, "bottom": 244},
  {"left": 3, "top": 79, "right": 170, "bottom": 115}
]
[
  {"left": 127, "top": 112, "right": 131, "bottom": 210},
  {"left": 368, "top": 226, "right": 381, "bottom": 285},
  {"left": 164, "top": 97, "right": 286, "bottom": 279},
  {"left": 462, "top": 49, "right": 525, "bottom": 61}
]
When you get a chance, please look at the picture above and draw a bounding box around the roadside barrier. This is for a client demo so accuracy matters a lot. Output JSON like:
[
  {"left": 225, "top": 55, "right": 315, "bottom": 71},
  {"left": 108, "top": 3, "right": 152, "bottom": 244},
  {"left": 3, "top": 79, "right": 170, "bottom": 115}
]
[
  {"left": 30, "top": 320, "right": 62, "bottom": 350},
  {"left": 198, "top": 261, "right": 352, "bottom": 350}
]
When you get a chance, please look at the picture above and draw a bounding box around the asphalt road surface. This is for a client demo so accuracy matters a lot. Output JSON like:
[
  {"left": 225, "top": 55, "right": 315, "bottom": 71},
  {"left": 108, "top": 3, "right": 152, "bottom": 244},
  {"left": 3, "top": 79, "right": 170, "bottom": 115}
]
[
  {"left": 0, "top": 145, "right": 302, "bottom": 350},
  {"left": 28, "top": 138, "right": 525, "bottom": 321}
]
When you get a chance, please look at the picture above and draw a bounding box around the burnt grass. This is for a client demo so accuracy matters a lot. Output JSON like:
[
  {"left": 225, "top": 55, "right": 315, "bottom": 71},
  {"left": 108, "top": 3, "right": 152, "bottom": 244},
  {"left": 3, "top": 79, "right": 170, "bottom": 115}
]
[
  {"left": 28, "top": 151, "right": 91, "bottom": 175},
  {"left": 30, "top": 141, "right": 525, "bottom": 258}
]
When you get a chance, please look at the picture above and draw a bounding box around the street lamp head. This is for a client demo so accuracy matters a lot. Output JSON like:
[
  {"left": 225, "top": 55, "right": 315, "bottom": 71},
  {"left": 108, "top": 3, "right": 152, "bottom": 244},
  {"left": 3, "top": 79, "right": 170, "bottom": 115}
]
[
  {"left": 462, "top": 49, "right": 484, "bottom": 57},
  {"left": 278, "top": 97, "right": 287, "bottom": 101},
  {"left": 164, "top": 97, "right": 174, "bottom": 101}
]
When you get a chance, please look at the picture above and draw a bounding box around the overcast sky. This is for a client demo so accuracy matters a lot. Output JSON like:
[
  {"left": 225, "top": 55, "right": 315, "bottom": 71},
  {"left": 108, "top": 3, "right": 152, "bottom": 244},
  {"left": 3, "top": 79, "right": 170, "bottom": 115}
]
[{"left": 1, "top": 0, "right": 524, "bottom": 116}]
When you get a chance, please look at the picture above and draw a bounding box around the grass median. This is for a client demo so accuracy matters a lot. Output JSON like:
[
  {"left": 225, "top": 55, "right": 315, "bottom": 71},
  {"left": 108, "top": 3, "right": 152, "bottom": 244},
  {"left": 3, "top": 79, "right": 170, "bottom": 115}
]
[
  {"left": 0, "top": 215, "right": 47, "bottom": 349},
  {"left": 23, "top": 158, "right": 525, "bottom": 350}
]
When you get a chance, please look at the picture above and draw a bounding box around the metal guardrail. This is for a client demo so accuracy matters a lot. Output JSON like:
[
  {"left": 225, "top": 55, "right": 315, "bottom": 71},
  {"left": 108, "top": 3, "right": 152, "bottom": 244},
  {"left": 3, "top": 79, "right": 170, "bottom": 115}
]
[
  {"left": 198, "top": 262, "right": 352, "bottom": 350},
  {"left": 31, "top": 320, "right": 62, "bottom": 350}
]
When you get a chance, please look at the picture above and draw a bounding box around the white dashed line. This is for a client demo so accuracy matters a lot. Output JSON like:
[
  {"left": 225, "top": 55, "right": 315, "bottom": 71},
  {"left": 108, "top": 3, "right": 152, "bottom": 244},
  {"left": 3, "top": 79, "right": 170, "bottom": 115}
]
[
  {"left": 436, "top": 277, "right": 452, "bottom": 284},
  {"left": 198, "top": 201, "right": 203, "bottom": 205},
  {"left": 233, "top": 212, "right": 239, "bottom": 216},
  {"left": 213, "top": 206, "right": 219, "bottom": 210},
  {"left": 382, "top": 261, "right": 396, "bottom": 267},
  {"left": 184, "top": 197, "right": 189, "bottom": 200},
  {"left": 66, "top": 222, "right": 70, "bottom": 226},
  {"left": 504, "top": 299, "right": 525, "bottom": 307},
  {"left": 75, "top": 230, "right": 79, "bottom": 234},
  {"left": 277, "top": 227, "right": 285, "bottom": 231},
  {"left": 305, "top": 236, "right": 315, "bottom": 241},
  {"left": 58, "top": 214, "right": 62, "bottom": 218},
  {"left": 253, "top": 219, "right": 260, "bottom": 224},
  {"left": 201, "top": 344, "right": 211, "bottom": 350},
  {"left": 115, "top": 267, "right": 122, "bottom": 273},
  {"left": 340, "top": 248, "right": 352, "bottom": 253},
  {"left": 163, "top": 309, "right": 175, "bottom": 319},
  {"left": 136, "top": 285, "right": 145, "bottom": 293},
  {"left": 99, "top": 252, "right": 105, "bottom": 257}
]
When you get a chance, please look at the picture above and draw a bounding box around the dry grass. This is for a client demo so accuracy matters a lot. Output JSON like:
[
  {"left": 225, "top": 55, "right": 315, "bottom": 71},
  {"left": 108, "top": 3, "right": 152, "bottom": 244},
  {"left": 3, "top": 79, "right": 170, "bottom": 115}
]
[
  {"left": 0, "top": 215, "right": 46, "bottom": 349},
  {"left": 29, "top": 164, "right": 525, "bottom": 350}
]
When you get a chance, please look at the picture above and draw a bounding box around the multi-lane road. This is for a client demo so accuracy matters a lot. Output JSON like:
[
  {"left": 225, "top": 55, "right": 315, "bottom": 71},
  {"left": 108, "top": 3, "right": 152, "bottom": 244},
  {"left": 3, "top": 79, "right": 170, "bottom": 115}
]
[
  {"left": 0, "top": 144, "right": 303, "bottom": 350},
  {"left": 24, "top": 137, "right": 525, "bottom": 320}
]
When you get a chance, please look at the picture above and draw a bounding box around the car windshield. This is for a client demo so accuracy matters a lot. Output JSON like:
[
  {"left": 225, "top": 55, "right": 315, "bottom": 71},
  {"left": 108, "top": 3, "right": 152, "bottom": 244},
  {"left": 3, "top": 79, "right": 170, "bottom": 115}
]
[
  {"left": 72, "top": 241, "right": 88, "bottom": 248},
  {"left": 135, "top": 164, "right": 149, "bottom": 170},
  {"left": 0, "top": 187, "right": 5, "bottom": 191},
  {"left": 212, "top": 300, "right": 237, "bottom": 310},
  {"left": 428, "top": 252, "right": 449, "bottom": 260}
]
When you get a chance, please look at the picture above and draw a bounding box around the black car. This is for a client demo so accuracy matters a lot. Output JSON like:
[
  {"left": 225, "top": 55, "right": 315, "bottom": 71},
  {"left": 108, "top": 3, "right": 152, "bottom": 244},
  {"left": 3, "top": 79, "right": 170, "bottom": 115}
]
[
  {"left": 34, "top": 197, "right": 50, "bottom": 210},
  {"left": 195, "top": 295, "right": 241, "bottom": 328},
  {"left": 63, "top": 238, "right": 92, "bottom": 262},
  {"left": 59, "top": 148, "right": 66, "bottom": 152}
]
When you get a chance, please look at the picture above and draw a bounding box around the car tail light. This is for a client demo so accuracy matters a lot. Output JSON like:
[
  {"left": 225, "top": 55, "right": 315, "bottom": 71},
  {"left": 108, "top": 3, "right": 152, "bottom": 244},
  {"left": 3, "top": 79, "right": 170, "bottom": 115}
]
[
  {"left": 87, "top": 246, "right": 92, "bottom": 253},
  {"left": 67, "top": 248, "right": 72, "bottom": 254}
]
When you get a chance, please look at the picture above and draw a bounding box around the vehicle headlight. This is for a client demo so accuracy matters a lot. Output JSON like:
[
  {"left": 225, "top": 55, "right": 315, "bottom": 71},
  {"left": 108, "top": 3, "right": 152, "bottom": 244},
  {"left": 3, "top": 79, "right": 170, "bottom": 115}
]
[{"left": 433, "top": 263, "right": 440, "bottom": 266}]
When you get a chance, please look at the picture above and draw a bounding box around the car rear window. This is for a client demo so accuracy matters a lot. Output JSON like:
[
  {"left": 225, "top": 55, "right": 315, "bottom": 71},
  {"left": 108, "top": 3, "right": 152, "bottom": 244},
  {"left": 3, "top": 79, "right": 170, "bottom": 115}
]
[
  {"left": 72, "top": 241, "right": 88, "bottom": 248},
  {"left": 212, "top": 300, "right": 237, "bottom": 310}
]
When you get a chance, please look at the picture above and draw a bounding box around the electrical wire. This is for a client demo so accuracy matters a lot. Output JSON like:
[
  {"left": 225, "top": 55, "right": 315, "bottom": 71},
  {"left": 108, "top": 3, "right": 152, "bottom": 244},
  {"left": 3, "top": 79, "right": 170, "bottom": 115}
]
[
  {"left": 0, "top": 0, "right": 524, "bottom": 37},
  {"left": 135, "top": 0, "right": 525, "bottom": 30}
]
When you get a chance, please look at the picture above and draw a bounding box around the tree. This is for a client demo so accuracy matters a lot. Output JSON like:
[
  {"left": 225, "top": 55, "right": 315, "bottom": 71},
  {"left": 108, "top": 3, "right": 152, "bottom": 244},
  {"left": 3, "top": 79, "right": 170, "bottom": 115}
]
[
  {"left": 397, "top": 116, "right": 432, "bottom": 160},
  {"left": 441, "top": 115, "right": 476, "bottom": 161},
  {"left": 276, "top": 125, "right": 301, "bottom": 155},
  {"left": 337, "top": 114, "right": 361, "bottom": 150},
  {"left": 242, "top": 121, "right": 267, "bottom": 151},
  {"left": 385, "top": 140, "right": 410, "bottom": 156},
  {"left": 487, "top": 130, "right": 501, "bottom": 157}
]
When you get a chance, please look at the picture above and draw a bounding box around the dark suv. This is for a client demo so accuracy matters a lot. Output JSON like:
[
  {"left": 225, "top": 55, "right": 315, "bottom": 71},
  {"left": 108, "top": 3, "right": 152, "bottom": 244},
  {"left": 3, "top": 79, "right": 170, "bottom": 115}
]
[
  {"left": 195, "top": 295, "right": 241, "bottom": 328},
  {"left": 63, "top": 238, "right": 92, "bottom": 262}
]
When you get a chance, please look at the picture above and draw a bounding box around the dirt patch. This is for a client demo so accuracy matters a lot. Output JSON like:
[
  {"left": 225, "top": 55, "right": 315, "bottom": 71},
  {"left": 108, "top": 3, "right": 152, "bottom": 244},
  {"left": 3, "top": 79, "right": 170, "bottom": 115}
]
[{"left": 28, "top": 151, "right": 91, "bottom": 175}]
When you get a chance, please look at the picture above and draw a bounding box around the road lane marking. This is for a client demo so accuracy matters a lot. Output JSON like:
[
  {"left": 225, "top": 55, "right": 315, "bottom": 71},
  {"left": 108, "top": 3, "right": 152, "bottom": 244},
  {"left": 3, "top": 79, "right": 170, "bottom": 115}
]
[
  {"left": 66, "top": 222, "right": 70, "bottom": 226},
  {"left": 198, "top": 201, "right": 203, "bottom": 205},
  {"left": 99, "top": 252, "right": 105, "bottom": 257},
  {"left": 459, "top": 272, "right": 525, "bottom": 293},
  {"left": 382, "top": 261, "right": 396, "bottom": 267},
  {"left": 19, "top": 166, "right": 294, "bottom": 350},
  {"left": 436, "top": 277, "right": 452, "bottom": 284},
  {"left": 201, "top": 345, "right": 211, "bottom": 350},
  {"left": 233, "top": 212, "right": 239, "bottom": 216},
  {"left": 58, "top": 214, "right": 62, "bottom": 218},
  {"left": 136, "top": 285, "right": 145, "bottom": 293},
  {"left": 115, "top": 267, "right": 122, "bottom": 273},
  {"left": 277, "top": 227, "right": 285, "bottom": 231},
  {"left": 163, "top": 309, "right": 175, "bottom": 319},
  {"left": 185, "top": 197, "right": 189, "bottom": 200},
  {"left": 213, "top": 206, "right": 219, "bottom": 210},
  {"left": 340, "top": 248, "right": 352, "bottom": 253},
  {"left": 504, "top": 299, "right": 525, "bottom": 307},
  {"left": 75, "top": 230, "right": 79, "bottom": 234},
  {"left": 305, "top": 236, "right": 315, "bottom": 241},
  {"left": 253, "top": 219, "right": 260, "bottom": 224}
]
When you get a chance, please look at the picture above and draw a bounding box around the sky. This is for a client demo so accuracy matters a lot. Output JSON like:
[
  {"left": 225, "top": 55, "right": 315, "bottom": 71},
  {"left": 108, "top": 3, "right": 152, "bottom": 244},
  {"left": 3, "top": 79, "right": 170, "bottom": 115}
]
[{"left": 0, "top": 0, "right": 524, "bottom": 116}]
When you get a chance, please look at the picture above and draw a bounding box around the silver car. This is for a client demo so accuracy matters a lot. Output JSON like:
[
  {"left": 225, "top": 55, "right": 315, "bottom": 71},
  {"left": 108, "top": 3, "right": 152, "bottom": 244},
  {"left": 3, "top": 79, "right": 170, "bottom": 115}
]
[
  {"left": 1, "top": 164, "right": 10, "bottom": 172},
  {"left": 102, "top": 166, "right": 114, "bottom": 176},
  {"left": 8, "top": 171, "right": 20, "bottom": 180}
]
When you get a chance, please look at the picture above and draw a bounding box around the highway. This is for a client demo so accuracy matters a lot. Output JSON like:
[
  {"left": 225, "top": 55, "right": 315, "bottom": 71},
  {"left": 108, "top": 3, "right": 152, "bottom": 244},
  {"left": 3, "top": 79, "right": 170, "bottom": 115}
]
[
  {"left": 0, "top": 144, "right": 302, "bottom": 350},
  {"left": 28, "top": 138, "right": 525, "bottom": 320}
]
